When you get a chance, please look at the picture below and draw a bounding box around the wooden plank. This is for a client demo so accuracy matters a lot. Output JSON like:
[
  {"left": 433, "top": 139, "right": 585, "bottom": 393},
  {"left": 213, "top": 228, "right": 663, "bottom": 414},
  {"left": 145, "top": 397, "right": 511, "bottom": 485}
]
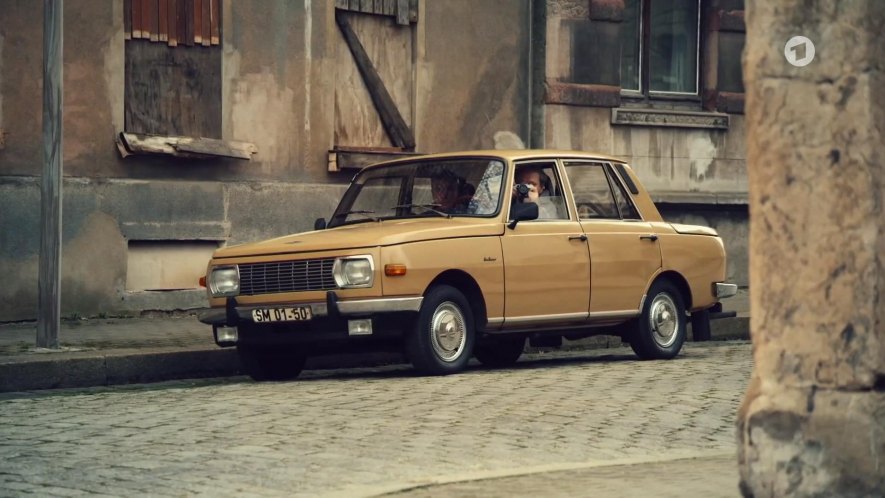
[
  {"left": 168, "top": 0, "right": 178, "bottom": 46},
  {"left": 373, "top": 0, "right": 383, "bottom": 14},
  {"left": 125, "top": 41, "right": 222, "bottom": 137},
  {"left": 38, "top": 0, "right": 63, "bottom": 349},
  {"left": 119, "top": 133, "right": 257, "bottom": 160},
  {"left": 360, "top": 0, "right": 373, "bottom": 12},
  {"left": 335, "top": 12, "right": 415, "bottom": 149},
  {"left": 349, "top": 0, "right": 360, "bottom": 11},
  {"left": 158, "top": 0, "right": 168, "bottom": 41},
  {"left": 201, "top": 0, "right": 211, "bottom": 46},
  {"left": 194, "top": 0, "right": 202, "bottom": 44},
  {"left": 328, "top": 150, "right": 421, "bottom": 172},
  {"left": 396, "top": 0, "right": 408, "bottom": 25},
  {"left": 335, "top": 0, "right": 349, "bottom": 9},
  {"left": 184, "top": 0, "right": 194, "bottom": 45},
  {"left": 149, "top": 0, "right": 159, "bottom": 41},
  {"left": 334, "top": 145, "right": 405, "bottom": 153},
  {"left": 132, "top": 0, "right": 142, "bottom": 38},
  {"left": 409, "top": 0, "right": 418, "bottom": 22},
  {"left": 383, "top": 0, "right": 395, "bottom": 16},
  {"left": 210, "top": 0, "right": 220, "bottom": 45},
  {"left": 124, "top": 0, "right": 132, "bottom": 39},
  {"left": 141, "top": 0, "right": 152, "bottom": 38}
]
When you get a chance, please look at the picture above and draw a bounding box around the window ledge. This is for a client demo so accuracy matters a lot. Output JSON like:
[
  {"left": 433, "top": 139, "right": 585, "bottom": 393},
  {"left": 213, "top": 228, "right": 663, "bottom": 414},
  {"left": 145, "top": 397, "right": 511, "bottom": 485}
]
[
  {"left": 650, "top": 191, "right": 747, "bottom": 206},
  {"left": 611, "top": 108, "right": 729, "bottom": 130},
  {"left": 328, "top": 146, "right": 423, "bottom": 172},
  {"left": 116, "top": 132, "right": 258, "bottom": 160}
]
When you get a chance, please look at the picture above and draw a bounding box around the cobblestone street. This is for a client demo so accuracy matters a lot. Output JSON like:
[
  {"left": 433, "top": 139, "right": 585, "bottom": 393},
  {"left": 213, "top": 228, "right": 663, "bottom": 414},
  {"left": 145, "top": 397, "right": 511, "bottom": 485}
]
[{"left": 0, "top": 342, "right": 751, "bottom": 497}]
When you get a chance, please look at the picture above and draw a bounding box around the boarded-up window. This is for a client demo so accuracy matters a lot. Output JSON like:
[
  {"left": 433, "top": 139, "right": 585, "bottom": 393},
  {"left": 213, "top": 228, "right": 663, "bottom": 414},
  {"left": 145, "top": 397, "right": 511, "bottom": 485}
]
[{"left": 123, "top": 0, "right": 222, "bottom": 138}]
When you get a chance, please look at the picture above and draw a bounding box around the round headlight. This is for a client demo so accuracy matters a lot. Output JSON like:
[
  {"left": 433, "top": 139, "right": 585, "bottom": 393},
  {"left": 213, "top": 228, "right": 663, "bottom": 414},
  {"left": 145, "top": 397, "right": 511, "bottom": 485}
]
[
  {"left": 333, "top": 257, "right": 374, "bottom": 288},
  {"left": 208, "top": 267, "right": 240, "bottom": 297}
]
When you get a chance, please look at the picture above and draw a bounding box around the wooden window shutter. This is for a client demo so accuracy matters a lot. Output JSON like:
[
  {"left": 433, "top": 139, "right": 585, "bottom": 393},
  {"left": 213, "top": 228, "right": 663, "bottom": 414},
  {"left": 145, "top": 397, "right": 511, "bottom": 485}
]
[{"left": 124, "top": 0, "right": 220, "bottom": 47}]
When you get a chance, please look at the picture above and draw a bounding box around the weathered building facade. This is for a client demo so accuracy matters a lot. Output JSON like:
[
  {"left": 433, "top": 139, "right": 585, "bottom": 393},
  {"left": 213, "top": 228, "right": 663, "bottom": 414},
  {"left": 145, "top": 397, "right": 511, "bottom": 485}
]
[{"left": 0, "top": 0, "right": 746, "bottom": 321}]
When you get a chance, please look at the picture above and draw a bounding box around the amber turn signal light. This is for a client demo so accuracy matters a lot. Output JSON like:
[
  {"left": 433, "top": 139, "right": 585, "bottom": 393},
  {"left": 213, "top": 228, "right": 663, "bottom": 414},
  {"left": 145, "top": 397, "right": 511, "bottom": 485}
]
[
  {"left": 199, "top": 276, "right": 207, "bottom": 288},
  {"left": 384, "top": 264, "right": 407, "bottom": 276}
]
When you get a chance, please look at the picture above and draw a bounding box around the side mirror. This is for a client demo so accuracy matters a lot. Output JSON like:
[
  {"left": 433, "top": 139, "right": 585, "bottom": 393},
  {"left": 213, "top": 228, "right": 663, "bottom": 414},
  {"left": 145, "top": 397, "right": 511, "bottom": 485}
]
[
  {"left": 507, "top": 202, "right": 538, "bottom": 229},
  {"left": 314, "top": 217, "right": 327, "bottom": 230}
]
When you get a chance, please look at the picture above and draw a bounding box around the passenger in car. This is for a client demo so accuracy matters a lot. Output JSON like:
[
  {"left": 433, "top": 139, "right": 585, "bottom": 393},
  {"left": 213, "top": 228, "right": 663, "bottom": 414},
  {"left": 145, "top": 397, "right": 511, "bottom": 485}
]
[
  {"left": 513, "top": 166, "right": 560, "bottom": 219},
  {"left": 431, "top": 174, "right": 473, "bottom": 214}
]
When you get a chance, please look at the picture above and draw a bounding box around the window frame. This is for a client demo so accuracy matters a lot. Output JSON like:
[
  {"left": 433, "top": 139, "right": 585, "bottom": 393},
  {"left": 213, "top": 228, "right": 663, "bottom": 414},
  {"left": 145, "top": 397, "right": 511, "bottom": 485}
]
[{"left": 620, "top": 0, "right": 703, "bottom": 102}]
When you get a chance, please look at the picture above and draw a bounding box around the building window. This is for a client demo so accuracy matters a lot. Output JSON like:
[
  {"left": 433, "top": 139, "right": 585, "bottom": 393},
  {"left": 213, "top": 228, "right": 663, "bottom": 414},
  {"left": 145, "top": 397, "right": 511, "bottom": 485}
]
[
  {"left": 124, "top": 0, "right": 222, "bottom": 138},
  {"left": 620, "top": 0, "right": 700, "bottom": 97}
]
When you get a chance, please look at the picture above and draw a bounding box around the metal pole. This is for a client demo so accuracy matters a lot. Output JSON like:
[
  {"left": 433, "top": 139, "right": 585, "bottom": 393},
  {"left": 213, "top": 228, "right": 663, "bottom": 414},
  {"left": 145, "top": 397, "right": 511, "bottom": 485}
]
[{"left": 37, "top": 0, "right": 63, "bottom": 349}]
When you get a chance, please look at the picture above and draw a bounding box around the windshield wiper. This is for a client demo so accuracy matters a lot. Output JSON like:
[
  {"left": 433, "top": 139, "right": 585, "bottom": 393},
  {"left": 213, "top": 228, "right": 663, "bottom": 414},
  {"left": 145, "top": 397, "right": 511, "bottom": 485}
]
[
  {"left": 334, "top": 210, "right": 380, "bottom": 222},
  {"left": 394, "top": 204, "right": 452, "bottom": 219}
]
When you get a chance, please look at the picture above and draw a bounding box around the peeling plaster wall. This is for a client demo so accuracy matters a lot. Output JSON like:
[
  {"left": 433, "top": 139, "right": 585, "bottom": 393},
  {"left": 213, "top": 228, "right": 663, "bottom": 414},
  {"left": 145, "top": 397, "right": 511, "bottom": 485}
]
[
  {"left": 544, "top": 106, "right": 747, "bottom": 196},
  {"left": 0, "top": 178, "right": 346, "bottom": 322},
  {"left": 418, "top": 0, "right": 531, "bottom": 152}
]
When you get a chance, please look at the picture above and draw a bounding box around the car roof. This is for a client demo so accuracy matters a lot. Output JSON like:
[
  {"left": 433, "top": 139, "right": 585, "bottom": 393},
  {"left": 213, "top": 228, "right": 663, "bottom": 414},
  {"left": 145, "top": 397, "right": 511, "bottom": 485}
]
[{"left": 361, "top": 149, "right": 628, "bottom": 170}]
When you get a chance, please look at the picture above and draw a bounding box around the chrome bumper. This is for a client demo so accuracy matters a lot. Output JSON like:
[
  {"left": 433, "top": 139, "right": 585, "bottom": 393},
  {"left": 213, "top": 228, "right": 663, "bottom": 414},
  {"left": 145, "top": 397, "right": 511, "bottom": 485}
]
[
  {"left": 198, "top": 294, "right": 423, "bottom": 325},
  {"left": 714, "top": 283, "right": 738, "bottom": 299}
]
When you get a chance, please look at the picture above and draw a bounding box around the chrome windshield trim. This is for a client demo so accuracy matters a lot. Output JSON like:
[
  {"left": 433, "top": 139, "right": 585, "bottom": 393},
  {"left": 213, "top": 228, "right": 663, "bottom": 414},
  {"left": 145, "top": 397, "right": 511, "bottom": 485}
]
[{"left": 337, "top": 297, "right": 423, "bottom": 314}]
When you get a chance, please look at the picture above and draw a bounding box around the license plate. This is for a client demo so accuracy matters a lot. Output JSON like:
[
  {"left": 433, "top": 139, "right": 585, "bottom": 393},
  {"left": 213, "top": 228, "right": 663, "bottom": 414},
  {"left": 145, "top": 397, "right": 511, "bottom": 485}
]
[{"left": 251, "top": 307, "right": 313, "bottom": 323}]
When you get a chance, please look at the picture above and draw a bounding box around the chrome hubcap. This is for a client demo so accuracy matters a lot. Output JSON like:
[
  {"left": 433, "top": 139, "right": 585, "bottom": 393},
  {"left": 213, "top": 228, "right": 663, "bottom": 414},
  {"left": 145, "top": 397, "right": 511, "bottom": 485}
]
[
  {"left": 430, "top": 302, "right": 466, "bottom": 362},
  {"left": 648, "top": 293, "right": 679, "bottom": 348}
]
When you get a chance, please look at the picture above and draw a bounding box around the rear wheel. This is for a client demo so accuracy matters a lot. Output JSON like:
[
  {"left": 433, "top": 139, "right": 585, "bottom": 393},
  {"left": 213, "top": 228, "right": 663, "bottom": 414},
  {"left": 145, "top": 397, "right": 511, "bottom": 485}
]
[
  {"left": 405, "top": 285, "right": 475, "bottom": 375},
  {"left": 474, "top": 335, "right": 525, "bottom": 368},
  {"left": 237, "top": 345, "right": 307, "bottom": 381},
  {"left": 629, "top": 280, "right": 686, "bottom": 360}
]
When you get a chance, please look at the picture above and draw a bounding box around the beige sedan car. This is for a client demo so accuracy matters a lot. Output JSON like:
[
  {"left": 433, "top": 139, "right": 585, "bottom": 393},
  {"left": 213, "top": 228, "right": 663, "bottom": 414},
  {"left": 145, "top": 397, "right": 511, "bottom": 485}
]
[{"left": 199, "top": 150, "right": 736, "bottom": 380}]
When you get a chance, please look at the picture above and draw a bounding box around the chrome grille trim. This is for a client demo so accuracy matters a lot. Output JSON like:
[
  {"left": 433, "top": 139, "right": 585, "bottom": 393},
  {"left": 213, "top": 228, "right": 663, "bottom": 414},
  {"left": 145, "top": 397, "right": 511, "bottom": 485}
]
[{"left": 238, "top": 259, "right": 337, "bottom": 296}]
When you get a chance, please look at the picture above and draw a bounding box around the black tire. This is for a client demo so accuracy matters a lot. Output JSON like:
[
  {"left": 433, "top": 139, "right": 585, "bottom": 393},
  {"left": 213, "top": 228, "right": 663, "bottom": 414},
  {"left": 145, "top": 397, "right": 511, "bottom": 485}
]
[
  {"left": 237, "top": 345, "right": 307, "bottom": 381},
  {"left": 629, "top": 279, "right": 687, "bottom": 360},
  {"left": 405, "top": 285, "right": 475, "bottom": 375},
  {"left": 474, "top": 335, "right": 525, "bottom": 368}
]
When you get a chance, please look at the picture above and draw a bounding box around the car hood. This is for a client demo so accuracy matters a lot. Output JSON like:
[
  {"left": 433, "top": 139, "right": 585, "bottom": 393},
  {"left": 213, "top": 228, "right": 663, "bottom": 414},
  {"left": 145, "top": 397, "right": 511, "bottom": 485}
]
[{"left": 213, "top": 218, "right": 506, "bottom": 259}]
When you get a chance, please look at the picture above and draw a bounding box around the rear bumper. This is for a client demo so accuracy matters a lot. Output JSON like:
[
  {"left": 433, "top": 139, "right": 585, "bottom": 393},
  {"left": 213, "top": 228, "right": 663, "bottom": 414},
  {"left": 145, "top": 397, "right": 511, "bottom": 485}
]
[{"left": 713, "top": 282, "right": 738, "bottom": 299}]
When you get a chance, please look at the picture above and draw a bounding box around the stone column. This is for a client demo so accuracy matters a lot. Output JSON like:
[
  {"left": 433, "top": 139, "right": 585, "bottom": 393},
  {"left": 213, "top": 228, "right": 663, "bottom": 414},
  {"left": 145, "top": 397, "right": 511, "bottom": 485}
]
[{"left": 738, "top": 1, "right": 884, "bottom": 496}]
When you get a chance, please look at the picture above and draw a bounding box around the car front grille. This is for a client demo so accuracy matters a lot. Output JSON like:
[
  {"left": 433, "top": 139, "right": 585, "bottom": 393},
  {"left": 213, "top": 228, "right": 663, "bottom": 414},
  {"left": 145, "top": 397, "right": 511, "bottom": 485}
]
[{"left": 238, "top": 259, "right": 337, "bottom": 296}]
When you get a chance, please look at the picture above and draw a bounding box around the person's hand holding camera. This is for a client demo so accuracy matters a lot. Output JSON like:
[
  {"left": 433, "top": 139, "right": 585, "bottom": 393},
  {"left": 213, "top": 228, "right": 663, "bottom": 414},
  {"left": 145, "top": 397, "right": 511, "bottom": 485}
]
[{"left": 513, "top": 183, "right": 539, "bottom": 203}]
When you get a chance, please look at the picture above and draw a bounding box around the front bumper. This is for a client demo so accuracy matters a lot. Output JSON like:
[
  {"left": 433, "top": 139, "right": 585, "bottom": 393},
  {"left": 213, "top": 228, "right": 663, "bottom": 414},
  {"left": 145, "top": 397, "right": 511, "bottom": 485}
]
[
  {"left": 199, "top": 291, "right": 422, "bottom": 349},
  {"left": 198, "top": 291, "right": 422, "bottom": 326}
]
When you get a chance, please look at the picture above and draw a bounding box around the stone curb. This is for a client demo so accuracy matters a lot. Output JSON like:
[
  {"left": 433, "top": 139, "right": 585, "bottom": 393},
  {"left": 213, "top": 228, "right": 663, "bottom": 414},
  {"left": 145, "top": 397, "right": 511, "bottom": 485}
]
[{"left": 0, "top": 317, "right": 748, "bottom": 393}]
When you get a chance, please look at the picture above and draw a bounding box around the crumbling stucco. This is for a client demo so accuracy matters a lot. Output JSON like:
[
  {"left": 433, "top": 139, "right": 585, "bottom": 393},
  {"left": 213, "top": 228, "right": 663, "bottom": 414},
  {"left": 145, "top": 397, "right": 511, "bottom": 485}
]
[{"left": 738, "top": 1, "right": 885, "bottom": 495}]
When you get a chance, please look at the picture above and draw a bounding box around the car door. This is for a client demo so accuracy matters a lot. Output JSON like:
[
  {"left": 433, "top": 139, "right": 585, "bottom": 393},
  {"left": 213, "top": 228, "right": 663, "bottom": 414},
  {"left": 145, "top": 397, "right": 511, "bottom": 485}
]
[
  {"left": 562, "top": 161, "right": 661, "bottom": 316},
  {"left": 500, "top": 160, "right": 591, "bottom": 326}
]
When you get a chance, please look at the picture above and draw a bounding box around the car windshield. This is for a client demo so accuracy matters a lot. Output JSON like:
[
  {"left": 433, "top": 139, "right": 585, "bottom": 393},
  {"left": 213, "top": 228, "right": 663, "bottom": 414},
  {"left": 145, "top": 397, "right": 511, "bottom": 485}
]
[{"left": 329, "top": 158, "right": 506, "bottom": 227}]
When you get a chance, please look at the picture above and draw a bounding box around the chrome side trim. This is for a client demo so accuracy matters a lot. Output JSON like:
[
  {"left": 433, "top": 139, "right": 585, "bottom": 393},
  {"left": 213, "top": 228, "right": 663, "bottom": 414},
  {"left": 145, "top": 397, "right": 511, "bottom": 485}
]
[
  {"left": 588, "top": 310, "right": 641, "bottom": 320},
  {"left": 714, "top": 283, "right": 738, "bottom": 299},
  {"left": 506, "top": 312, "right": 589, "bottom": 325},
  {"left": 486, "top": 317, "right": 505, "bottom": 325},
  {"left": 638, "top": 294, "right": 647, "bottom": 312},
  {"left": 337, "top": 297, "right": 423, "bottom": 314}
]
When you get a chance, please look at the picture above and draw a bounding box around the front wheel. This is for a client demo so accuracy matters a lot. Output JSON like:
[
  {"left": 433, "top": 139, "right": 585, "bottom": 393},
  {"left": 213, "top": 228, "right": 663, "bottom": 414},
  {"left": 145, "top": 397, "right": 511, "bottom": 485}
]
[
  {"left": 237, "top": 345, "right": 307, "bottom": 381},
  {"left": 629, "top": 280, "right": 687, "bottom": 360},
  {"left": 405, "top": 285, "right": 475, "bottom": 375}
]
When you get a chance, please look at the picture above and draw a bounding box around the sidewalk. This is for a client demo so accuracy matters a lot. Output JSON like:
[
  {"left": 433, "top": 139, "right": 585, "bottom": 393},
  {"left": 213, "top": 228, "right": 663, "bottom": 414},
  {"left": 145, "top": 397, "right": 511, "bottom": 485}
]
[
  {"left": 0, "top": 290, "right": 749, "bottom": 393},
  {"left": 367, "top": 452, "right": 741, "bottom": 498}
]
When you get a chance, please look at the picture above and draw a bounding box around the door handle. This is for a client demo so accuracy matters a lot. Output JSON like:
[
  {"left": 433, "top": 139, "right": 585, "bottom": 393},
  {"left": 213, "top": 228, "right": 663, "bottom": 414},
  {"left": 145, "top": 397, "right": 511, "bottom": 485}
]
[
  {"left": 640, "top": 234, "right": 658, "bottom": 242},
  {"left": 568, "top": 234, "right": 588, "bottom": 242}
]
